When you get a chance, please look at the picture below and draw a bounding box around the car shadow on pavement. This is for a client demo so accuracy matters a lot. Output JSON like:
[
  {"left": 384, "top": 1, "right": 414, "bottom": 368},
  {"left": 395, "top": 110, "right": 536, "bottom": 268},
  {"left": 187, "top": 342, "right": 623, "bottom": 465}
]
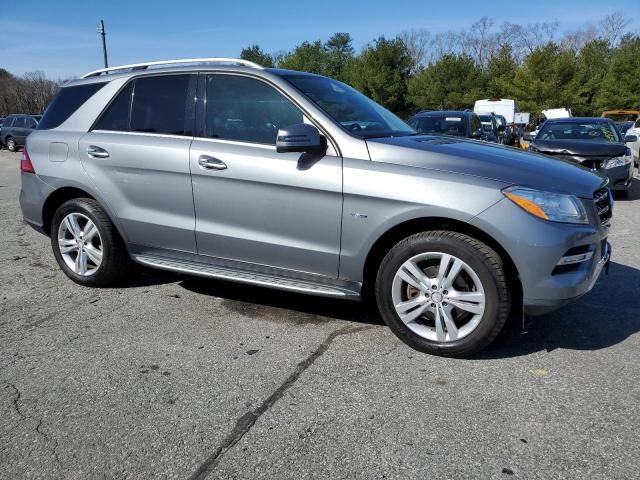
[
  {"left": 476, "top": 261, "right": 640, "bottom": 359},
  {"left": 179, "top": 277, "right": 384, "bottom": 326},
  {"left": 123, "top": 261, "right": 639, "bottom": 357}
]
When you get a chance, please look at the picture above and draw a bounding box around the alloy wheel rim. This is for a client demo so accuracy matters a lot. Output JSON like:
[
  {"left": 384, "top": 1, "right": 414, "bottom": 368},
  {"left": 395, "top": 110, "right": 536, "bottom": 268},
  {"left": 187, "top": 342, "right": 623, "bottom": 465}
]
[
  {"left": 391, "top": 252, "right": 486, "bottom": 343},
  {"left": 57, "top": 213, "right": 103, "bottom": 276}
]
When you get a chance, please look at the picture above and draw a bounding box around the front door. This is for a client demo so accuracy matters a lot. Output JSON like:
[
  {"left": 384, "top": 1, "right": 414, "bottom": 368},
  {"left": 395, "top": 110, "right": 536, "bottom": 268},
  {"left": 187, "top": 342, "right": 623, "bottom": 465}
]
[
  {"left": 190, "top": 74, "right": 342, "bottom": 277},
  {"left": 79, "top": 74, "right": 197, "bottom": 253}
]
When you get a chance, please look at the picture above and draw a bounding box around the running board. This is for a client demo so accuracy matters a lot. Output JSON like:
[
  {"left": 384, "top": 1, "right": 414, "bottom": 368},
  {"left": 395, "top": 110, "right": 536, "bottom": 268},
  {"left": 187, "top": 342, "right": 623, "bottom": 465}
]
[{"left": 133, "top": 254, "right": 361, "bottom": 299}]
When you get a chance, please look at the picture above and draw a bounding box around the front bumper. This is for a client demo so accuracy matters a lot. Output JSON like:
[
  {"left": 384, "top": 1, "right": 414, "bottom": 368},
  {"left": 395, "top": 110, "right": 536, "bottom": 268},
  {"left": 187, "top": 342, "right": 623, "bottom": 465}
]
[
  {"left": 470, "top": 197, "right": 611, "bottom": 316},
  {"left": 598, "top": 163, "right": 633, "bottom": 191}
]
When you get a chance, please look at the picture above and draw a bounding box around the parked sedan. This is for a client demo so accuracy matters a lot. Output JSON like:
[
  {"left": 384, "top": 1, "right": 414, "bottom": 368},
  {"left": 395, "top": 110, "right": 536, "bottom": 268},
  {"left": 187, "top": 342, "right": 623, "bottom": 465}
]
[
  {"left": 407, "top": 110, "right": 486, "bottom": 140},
  {"left": 530, "top": 117, "right": 635, "bottom": 196}
]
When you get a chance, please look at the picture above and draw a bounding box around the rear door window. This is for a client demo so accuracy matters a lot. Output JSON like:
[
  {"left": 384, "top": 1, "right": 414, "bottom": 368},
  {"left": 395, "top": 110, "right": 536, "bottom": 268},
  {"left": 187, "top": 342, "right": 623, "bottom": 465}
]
[
  {"left": 26, "top": 117, "right": 38, "bottom": 129},
  {"left": 94, "top": 82, "right": 133, "bottom": 131},
  {"left": 13, "top": 117, "right": 26, "bottom": 128},
  {"left": 38, "top": 82, "right": 106, "bottom": 130},
  {"left": 130, "top": 75, "right": 193, "bottom": 135}
]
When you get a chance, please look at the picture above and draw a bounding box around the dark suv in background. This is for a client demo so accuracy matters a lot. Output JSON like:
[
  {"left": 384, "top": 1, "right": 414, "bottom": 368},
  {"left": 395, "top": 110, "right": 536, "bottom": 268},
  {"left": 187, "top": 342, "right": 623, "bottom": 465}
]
[
  {"left": 1, "top": 114, "right": 42, "bottom": 151},
  {"left": 407, "top": 110, "right": 486, "bottom": 140}
]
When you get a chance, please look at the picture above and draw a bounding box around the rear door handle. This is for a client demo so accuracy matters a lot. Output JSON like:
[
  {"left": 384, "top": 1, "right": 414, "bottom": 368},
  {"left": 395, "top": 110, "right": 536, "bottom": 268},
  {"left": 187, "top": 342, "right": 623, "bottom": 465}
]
[
  {"left": 87, "top": 146, "right": 109, "bottom": 159},
  {"left": 198, "top": 155, "right": 227, "bottom": 170}
]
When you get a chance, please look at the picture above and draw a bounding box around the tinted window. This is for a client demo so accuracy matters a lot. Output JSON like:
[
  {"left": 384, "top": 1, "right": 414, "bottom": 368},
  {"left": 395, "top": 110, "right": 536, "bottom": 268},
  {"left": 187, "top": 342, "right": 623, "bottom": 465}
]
[
  {"left": 130, "top": 75, "right": 191, "bottom": 135},
  {"left": 539, "top": 121, "right": 621, "bottom": 143},
  {"left": 285, "top": 75, "right": 414, "bottom": 139},
  {"left": 26, "top": 117, "right": 38, "bottom": 129},
  {"left": 13, "top": 117, "right": 26, "bottom": 128},
  {"left": 471, "top": 115, "right": 482, "bottom": 132},
  {"left": 413, "top": 115, "right": 466, "bottom": 136},
  {"left": 38, "top": 82, "right": 106, "bottom": 130},
  {"left": 4, "top": 117, "right": 14, "bottom": 127},
  {"left": 205, "top": 75, "right": 303, "bottom": 144},
  {"left": 95, "top": 82, "right": 133, "bottom": 131}
]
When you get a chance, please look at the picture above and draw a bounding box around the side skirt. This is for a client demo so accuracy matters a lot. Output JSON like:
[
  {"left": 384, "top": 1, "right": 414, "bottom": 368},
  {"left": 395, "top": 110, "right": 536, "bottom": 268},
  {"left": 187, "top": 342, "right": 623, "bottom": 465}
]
[{"left": 129, "top": 247, "right": 362, "bottom": 300}]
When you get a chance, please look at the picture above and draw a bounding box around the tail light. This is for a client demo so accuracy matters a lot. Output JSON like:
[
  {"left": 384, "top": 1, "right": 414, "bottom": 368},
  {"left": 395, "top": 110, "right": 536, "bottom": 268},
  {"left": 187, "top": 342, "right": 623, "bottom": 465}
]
[{"left": 20, "top": 147, "right": 35, "bottom": 173}]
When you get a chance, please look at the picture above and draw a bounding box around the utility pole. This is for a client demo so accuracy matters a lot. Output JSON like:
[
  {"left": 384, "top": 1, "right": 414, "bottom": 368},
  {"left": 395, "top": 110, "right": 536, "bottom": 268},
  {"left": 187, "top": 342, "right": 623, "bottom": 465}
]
[{"left": 97, "top": 20, "right": 108, "bottom": 68}]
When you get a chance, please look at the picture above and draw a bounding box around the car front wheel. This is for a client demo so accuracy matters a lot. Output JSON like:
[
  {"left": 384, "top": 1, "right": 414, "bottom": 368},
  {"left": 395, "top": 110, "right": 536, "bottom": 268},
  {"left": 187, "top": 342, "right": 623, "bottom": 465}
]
[{"left": 375, "top": 230, "right": 511, "bottom": 358}]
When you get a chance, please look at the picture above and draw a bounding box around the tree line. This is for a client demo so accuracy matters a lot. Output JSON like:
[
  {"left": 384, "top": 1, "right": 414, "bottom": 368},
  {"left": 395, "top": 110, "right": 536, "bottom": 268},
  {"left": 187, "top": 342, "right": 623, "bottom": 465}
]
[
  {"left": 241, "top": 12, "right": 639, "bottom": 118},
  {"left": 1, "top": 13, "right": 637, "bottom": 120},
  {"left": 0, "top": 69, "right": 60, "bottom": 116}
]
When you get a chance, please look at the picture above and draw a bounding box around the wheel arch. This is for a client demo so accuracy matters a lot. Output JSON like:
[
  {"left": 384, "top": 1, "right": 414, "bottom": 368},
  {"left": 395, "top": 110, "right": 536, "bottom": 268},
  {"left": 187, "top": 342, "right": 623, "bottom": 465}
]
[
  {"left": 361, "top": 216, "right": 522, "bottom": 305},
  {"left": 41, "top": 187, "right": 127, "bottom": 245}
]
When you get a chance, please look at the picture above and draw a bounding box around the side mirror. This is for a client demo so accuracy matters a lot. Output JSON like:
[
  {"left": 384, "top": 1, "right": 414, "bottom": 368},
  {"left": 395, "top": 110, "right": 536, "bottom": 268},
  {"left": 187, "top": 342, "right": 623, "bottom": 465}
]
[
  {"left": 276, "top": 123, "right": 325, "bottom": 154},
  {"left": 624, "top": 134, "right": 638, "bottom": 143}
]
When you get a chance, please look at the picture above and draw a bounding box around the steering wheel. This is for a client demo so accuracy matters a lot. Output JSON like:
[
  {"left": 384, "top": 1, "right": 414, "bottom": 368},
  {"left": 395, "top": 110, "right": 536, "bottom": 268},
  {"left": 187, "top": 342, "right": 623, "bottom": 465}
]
[{"left": 348, "top": 123, "right": 362, "bottom": 133}]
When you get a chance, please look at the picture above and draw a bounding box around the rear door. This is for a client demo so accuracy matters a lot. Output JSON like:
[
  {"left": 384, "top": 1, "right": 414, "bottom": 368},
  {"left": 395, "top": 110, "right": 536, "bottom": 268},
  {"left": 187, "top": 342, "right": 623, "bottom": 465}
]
[
  {"left": 189, "top": 73, "right": 343, "bottom": 277},
  {"left": 12, "top": 116, "right": 27, "bottom": 144},
  {"left": 79, "top": 74, "right": 197, "bottom": 253}
]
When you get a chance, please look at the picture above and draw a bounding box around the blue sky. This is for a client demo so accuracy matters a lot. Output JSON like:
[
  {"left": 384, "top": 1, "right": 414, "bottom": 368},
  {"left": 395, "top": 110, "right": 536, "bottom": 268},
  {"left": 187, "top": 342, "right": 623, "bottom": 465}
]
[{"left": 0, "top": 0, "right": 638, "bottom": 79}]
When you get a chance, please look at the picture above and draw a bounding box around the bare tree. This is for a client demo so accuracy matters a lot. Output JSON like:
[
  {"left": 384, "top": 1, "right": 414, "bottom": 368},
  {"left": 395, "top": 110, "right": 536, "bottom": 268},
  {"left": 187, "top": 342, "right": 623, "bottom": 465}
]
[
  {"left": 560, "top": 24, "right": 598, "bottom": 52},
  {"left": 399, "top": 29, "right": 432, "bottom": 70},
  {"left": 599, "top": 12, "right": 630, "bottom": 46}
]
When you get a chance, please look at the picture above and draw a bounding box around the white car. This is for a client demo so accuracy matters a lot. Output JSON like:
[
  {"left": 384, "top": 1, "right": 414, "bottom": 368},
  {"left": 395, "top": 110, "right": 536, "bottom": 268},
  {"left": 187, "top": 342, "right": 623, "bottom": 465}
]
[{"left": 626, "top": 117, "right": 640, "bottom": 167}]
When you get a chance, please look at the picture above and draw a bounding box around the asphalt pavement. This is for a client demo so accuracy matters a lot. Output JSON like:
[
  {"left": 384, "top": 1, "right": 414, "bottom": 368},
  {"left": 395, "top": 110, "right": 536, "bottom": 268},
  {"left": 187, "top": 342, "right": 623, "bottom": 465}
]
[{"left": 1, "top": 149, "right": 639, "bottom": 479}]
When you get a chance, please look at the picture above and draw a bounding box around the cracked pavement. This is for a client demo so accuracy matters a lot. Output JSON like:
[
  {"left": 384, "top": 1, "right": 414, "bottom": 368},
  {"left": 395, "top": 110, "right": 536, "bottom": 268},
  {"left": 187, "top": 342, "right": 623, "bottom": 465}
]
[{"left": 1, "top": 150, "right": 640, "bottom": 479}]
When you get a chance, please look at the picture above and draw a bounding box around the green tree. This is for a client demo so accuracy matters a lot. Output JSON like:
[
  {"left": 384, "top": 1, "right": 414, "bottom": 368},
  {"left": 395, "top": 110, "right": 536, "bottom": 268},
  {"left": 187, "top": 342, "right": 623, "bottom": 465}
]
[
  {"left": 278, "top": 40, "right": 330, "bottom": 75},
  {"left": 570, "top": 40, "right": 611, "bottom": 115},
  {"left": 343, "top": 37, "right": 414, "bottom": 115},
  {"left": 325, "top": 32, "right": 354, "bottom": 80},
  {"left": 484, "top": 45, "right": 517, "bottom": 98},
  {"left": 506, "top": 43, "right": 578, "bottom": 114},
  {"left": 239, "top": 45, "right": 274, "bottom": 68},
  {"left": 596, "top": 35, "right": 640, "bottom": 111},
  {"left": 407, "top": 54, "right": 484, "bottom": 111}
]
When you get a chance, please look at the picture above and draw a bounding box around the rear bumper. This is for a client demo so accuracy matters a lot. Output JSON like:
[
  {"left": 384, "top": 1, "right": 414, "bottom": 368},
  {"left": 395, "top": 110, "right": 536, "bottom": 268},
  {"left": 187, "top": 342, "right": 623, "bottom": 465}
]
[{"left": 19, "top": 172, "right": 53, "bottom": 234}]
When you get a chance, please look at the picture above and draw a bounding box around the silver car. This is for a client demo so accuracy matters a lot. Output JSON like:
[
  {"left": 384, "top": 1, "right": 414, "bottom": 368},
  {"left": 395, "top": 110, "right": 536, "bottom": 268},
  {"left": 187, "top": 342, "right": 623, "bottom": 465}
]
[{"left": 19, "top": 58, "right": 612, "bottom": 357}]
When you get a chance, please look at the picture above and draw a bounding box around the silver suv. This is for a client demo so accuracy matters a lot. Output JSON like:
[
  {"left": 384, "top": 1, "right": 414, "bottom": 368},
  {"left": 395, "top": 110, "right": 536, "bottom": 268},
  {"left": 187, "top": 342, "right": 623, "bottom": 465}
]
[{"left": 20, "top": 58, "right": 612, "bottom": 357}]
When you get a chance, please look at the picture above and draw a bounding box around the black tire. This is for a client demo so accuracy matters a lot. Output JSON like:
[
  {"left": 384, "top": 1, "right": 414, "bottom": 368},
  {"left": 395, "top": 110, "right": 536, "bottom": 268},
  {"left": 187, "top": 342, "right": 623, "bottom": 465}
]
[
  {"left": 616, "top": 189, "right": 629, "bottom": 199},
  {"left": 51, "top": 198, "right": 130, "bottom": 287},
  {"left": 6, "top": 137, "right": 16, "bottom": 152},
  {"left": 375, "top": 230, "right": 511, "bottom": 358}
]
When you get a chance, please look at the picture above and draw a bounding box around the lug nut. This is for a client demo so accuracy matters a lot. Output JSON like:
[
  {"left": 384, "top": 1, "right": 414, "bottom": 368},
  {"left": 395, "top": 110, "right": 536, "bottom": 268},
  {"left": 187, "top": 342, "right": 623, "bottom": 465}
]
[
  {"left": 432, "top": 285, "right": 437, "bottom": 290},
  {"left": 443, "top": 290, "right": 448, "bottom": 295}
]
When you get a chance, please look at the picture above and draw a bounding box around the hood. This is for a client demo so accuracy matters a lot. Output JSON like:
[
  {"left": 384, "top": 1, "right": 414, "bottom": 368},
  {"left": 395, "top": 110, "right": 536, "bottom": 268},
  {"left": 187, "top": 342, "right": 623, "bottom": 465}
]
[
  {"left": 365, "top": 135, "right": 605, "bottom": 198},
  {"left": 531, "top": 139, "right": 627, "bottom": 159}
]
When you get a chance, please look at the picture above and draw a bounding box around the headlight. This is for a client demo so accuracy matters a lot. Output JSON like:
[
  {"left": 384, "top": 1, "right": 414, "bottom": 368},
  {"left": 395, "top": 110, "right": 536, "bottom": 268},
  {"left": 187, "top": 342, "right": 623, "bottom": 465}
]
[
  {"left": 502, "top": 186, "right": 588, "bottom": 224},
  {"left": 602, "top": 154, "right": 631, "bottom": 170}
]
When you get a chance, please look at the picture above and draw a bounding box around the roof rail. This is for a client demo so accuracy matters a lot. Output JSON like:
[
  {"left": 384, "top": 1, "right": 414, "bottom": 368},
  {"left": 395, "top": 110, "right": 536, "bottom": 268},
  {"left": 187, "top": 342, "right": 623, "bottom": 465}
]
[{"left": 81, "top": 57, "right": 264, "bottom": 78}]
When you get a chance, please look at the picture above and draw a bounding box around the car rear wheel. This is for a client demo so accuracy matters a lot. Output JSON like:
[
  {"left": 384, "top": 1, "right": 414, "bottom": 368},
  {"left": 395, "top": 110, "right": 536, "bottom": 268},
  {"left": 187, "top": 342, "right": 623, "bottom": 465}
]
[
  {"left": 51, "top": 198, "right": 130, "bottom": 287},
  {"left": 375, "top": 230, "right": 511, "bottom": 358},
  {"left": 6, "top": 137, "right": 16, "bottom": 152}
]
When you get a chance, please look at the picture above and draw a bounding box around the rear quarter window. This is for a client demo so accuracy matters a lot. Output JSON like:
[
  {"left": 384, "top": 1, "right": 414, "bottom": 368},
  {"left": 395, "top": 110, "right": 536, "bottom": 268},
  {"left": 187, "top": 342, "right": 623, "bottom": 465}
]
[{"left": 38, "top": 82, "right": 107, "bottom": 130}]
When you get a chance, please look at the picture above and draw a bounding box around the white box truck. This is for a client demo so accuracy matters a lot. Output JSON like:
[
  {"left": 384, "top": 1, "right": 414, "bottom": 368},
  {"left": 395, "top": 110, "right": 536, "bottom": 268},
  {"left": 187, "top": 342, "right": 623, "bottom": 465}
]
[{"left": 473, "top": 98, "right": 517, "bottom": 124}]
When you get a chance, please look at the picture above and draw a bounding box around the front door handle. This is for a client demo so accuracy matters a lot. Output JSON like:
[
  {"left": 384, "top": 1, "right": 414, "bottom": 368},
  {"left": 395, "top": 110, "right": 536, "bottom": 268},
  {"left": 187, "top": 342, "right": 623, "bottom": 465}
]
[
  {"left": 87, "top": 146, "right": 109, "bottom": 159},
  {"left": 198, "top": 155, "right": 227, "bottom": 170}
]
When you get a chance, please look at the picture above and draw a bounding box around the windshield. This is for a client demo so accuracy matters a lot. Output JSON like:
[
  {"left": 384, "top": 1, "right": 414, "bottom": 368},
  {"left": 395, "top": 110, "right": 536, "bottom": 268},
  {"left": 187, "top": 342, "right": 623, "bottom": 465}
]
[
  {"left": 538, "top": 121, "right": 621, "bottom": 143},
  {"left": 410, "top": 115, "right": 466, "bottom": 136},
  {"left": 284, "top": 75, "right": 415, "bottom": 139}
]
